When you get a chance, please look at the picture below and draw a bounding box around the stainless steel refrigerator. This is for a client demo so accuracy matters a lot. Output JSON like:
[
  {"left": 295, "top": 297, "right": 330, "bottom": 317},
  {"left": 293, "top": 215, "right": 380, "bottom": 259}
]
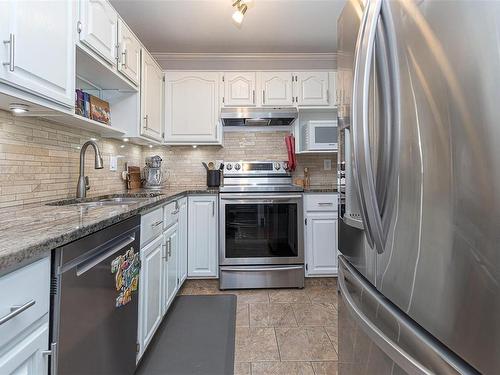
[{"left": 336, "top": 1, "right": 499, "bottom": 374}]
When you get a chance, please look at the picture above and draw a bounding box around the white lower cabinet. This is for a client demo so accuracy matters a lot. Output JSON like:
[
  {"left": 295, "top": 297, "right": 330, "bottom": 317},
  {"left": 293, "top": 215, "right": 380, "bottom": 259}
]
[
  {"left": 162, "top": 223, "right": 179, "bottom": 314},
  {"left": 138, "top": 234, "right": 163, "bottom": 357},
  {"left": 305, "top": 212, "right": 338, "bottom": 276},
  {"left": 0, "top": 257, "right": 51, "bottom": 375},
  {"left": 178, "top": 197, "right": 188, "bottom": 284},
  {"left": 188, "top": 195, "right": 218, "bottom": 278},
  {"left": 304, "top": 193, "right": 339, "bottom": 276},
  {"left": 0, "top": 321, "right": 49, "bottom": 375}
]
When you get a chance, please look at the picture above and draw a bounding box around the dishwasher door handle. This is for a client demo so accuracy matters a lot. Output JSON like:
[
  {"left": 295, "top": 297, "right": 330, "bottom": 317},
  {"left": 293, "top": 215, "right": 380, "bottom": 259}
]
[{"left": 76, "top": 235, "right": 136, "bottom": 276}]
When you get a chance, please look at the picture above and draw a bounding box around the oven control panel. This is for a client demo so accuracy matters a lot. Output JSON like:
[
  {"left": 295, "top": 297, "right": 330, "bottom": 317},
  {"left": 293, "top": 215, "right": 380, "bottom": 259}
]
[{"left": 223, "top": 161, "right": 290, "bottom": 176}]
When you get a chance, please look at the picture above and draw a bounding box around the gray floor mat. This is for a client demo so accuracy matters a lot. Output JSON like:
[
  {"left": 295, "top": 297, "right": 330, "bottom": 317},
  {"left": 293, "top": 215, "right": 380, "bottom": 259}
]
[{"left": 135, "top": 294, "right": 237, "bottom": 375}]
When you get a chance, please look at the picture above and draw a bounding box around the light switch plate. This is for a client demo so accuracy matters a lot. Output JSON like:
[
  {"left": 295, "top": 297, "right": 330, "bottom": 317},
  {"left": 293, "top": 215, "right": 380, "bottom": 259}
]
[
  {"left": 110, "top": 156, "right": 117, "bottom": 171},
  {"left": 324, "top": 159, "right": 332, "bottom": 171}
]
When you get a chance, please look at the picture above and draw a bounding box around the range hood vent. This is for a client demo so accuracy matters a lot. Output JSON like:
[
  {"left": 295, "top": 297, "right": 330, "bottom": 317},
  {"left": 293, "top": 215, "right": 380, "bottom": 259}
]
[{"left": 221, "top": 108, "right": 298, "bottom": 127}]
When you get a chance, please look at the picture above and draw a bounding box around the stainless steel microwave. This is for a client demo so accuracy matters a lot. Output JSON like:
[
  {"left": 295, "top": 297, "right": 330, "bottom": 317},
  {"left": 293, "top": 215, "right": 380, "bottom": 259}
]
[{"left": 301, "top": 120, "right": 338, "bottom": 151}]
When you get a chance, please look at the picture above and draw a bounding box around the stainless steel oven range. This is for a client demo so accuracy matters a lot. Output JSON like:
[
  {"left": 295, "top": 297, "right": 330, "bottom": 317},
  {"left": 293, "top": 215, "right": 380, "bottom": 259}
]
[{"left": 219, "top": 160, "right": 304, "bottom": 289}]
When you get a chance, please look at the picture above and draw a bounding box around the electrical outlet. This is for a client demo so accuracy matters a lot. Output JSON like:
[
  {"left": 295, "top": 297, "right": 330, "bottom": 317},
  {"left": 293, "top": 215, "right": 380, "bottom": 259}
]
[
  {"left": 324, "top": 159, "right": 332, "bottom": 171},
  {"left": 110, "top": 156, "right": 117, "bottom": 171}
]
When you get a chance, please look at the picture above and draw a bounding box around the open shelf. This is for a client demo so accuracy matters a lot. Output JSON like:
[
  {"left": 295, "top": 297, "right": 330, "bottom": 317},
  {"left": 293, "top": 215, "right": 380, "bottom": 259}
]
[
  {"left": 40, "top": 113, "right": 126, "bottom": 137},
  {"left": 76, "top": 47, "right": 137, "bottom": 92}
]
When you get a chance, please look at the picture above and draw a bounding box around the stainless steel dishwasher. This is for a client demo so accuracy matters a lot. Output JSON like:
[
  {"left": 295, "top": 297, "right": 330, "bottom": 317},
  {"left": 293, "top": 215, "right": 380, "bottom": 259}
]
[{"left": 50, "top": 216, "right": 141, "bottom": 375}]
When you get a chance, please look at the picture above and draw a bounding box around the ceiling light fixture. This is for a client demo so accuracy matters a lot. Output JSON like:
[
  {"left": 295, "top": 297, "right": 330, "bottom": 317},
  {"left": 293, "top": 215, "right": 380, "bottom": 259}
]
[
  {"left": 9, "top": 103, "right": 29, "bottom": 114},
  {"left": 232, "top": 0, "right": 248, "bottom": 24}
]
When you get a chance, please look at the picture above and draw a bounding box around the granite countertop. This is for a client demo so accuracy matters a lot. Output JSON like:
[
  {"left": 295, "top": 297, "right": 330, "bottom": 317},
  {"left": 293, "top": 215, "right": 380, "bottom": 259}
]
[{"left": 0, "top": 187, "right": 218, "bottom": 275}]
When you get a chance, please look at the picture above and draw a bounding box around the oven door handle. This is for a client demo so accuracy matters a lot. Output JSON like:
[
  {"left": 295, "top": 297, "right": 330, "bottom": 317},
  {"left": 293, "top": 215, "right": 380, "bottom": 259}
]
[
  {"left": 221, "top": 266, "right": 304, "bottom": 272},
  {"left": 220, "top": 194, "right": 303, "bottom": 201}
]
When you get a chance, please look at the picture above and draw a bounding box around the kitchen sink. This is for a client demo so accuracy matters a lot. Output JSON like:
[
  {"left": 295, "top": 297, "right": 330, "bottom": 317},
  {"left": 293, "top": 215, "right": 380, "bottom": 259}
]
[{"left": 46, "top": 193, "right": 164, "bottom": 207}]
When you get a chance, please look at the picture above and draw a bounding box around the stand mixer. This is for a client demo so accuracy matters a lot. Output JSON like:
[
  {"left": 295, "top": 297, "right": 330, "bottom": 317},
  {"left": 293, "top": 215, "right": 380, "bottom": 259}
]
[{"left": 143, "top": 155, "right": 164, "bottom": 189}]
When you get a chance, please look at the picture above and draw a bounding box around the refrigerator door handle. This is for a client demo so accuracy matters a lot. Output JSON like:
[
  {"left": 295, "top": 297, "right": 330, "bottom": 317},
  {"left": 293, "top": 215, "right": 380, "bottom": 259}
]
[
  {"left": 351, "top": 0, "right": 375, "bottom": 247},
  {"left": 352, "top": 0, "right": 385, "bottom": 252},
  {"left": 373, "top": 2, "right": 400, "bottom": 249},
  {"left": 338, "top": 257, "right": 433, "bottom": 375}
]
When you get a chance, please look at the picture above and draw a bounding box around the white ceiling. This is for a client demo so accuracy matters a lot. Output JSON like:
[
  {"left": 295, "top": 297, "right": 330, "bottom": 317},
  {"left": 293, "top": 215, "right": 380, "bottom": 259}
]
[{"left": 110, "top": 0, "right": 346, "bottom": 54}]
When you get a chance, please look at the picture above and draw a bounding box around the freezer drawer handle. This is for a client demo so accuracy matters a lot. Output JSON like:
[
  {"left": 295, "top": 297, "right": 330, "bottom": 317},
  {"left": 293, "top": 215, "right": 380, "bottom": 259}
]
[
  {"left": 0, "top": 299, "right": 35, "bottom": 326},
  {"left": 76, "top": 236, "right": 136, "bottom": 276},
  {"left": 338, "top": 259, "right": 432, "bottom": 375}
]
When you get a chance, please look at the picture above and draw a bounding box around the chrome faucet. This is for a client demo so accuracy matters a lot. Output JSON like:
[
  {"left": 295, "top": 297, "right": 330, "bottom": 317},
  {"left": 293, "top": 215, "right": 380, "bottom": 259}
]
[{"left": 77, "top": 140, "right": 104, "bottom": 198}]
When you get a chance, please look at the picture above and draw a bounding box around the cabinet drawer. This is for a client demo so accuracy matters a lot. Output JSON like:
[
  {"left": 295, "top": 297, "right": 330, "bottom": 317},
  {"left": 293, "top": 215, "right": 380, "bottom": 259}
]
[
  {"left": 141, "top": 207, "right": 163, "bottom": 247},
  {"left": 163, "top": 200, "right": 179, "bottom": 229},
  {"left": 305, "top": 193, "right": 338, "bottom": 212},
  {"left": 0, "top": 258, "right": 50, "bottom": 348}
]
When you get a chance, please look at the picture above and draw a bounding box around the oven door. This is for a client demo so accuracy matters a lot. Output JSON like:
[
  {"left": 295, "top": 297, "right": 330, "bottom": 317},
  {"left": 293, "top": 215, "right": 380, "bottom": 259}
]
[{"left": 219, "top": 193, "right": 304, "bottom": 266}]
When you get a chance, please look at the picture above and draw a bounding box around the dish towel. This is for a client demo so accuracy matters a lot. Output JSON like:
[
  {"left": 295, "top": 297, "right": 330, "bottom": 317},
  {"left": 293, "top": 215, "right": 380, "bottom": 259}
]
[{"left": 285, "top": 134, "right": 297, "bottom": 172}]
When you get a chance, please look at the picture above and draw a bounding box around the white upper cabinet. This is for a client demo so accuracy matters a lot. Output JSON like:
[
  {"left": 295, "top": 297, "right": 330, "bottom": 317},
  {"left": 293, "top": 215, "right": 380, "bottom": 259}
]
[
  {"left": 141, "top": 51, "right": 163, "bottom": 141},
  {"left": 164, "top": 71, "right": 220, "bottom": 144},
  {"left": 295, "top": 72, "right": 330, "bottom": 106},
  {"left": 117, "top": 19, "right": 141, "bottom": 86},
  {"left": 261, "top": 72, "right": 294, "bottom": 107},
  {"left": 0, "top": 0, "right": 74, "bottom": 107},
  {"left": 223, "top": 72, "right": 256, "bottom": 107},
  {"left": 79, "top": 0, "right": 118, "bottom": 66}
]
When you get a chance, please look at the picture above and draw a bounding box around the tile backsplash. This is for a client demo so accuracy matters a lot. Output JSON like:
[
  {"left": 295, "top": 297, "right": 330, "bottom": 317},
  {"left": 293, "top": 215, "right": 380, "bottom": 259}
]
[
  {"left": 0, "top": 110, "right": 142, "bottom": 208},
  {"left": 145, "top": 131, "right": 337, "bottom": 189},
  {"left": 0, "top": 109, "right": 336, "bottom": 208}
]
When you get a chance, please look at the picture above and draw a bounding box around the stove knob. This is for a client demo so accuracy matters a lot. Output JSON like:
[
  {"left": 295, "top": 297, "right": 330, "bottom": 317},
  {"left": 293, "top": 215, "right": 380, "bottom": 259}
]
[
  {"left": 274, "top": 162, "right": 281, "bottom": 170},
  {"left": 234, "top": 163, "right": 241, "bottom": 171},
  {"left": 226, "top": 163, "right": 232, "bottom": 170}
]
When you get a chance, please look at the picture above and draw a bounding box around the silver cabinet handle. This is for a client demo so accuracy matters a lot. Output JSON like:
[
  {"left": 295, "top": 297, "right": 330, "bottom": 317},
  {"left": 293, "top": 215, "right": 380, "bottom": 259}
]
[
  {"left": 212, "top": 201, "right": 215, "bottom": 216},
  {"left": 162, "top": 243, "right": 168, "bottom": 260},
  {"left": 144, "top": 114, "right": 149, "bottom": 129},
  {"left": 318, "top": 202, "right": 333, "bottom": 206},
  {"left": 42, "top": 342, "right": 57, "bottom": 374},
  {"left": 3, "top": 33, "right": 15, "bottom": 72},
  {"left": 121, "top": 49, "right": 127, "bottom": 68},
  {"left": 167, "top": 238, "right": 172, "bottom": 257},
  {"left": 262, "top": 90, "right": 265, "bottom": 104},
  {"left": 0, "top": 299, "right": 35, "bottom": 326},
  {"left": 151, "top": 220, "right": 162, "bottom": 228},
  {"left": 338, "top": 257, "right": 433, "bottom": 375},
  {"left": 252, "top": 90, "right": 255, "bottom": 104}
]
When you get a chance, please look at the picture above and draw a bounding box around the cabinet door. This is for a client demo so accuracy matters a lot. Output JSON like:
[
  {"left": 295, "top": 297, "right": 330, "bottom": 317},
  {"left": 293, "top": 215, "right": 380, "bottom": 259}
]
[
  {"left": 295, "top": 72, "right": 329, "bottom": 106},
  {"left": 223, "top": 72, "right": 256, "bottom": 107},
  {"left": 79, "top": 0, "right": 118, "bottom": 66},
  {"left": 0, "top": 322, "right": 49, "bottom": 375},
  {"left": 117, "top": 19, "right": 141, "bottom": 86},
  {"left": 0, "top": 0, "right": 74, "bottom": 107},
  {"left": 178, "top": 198, "right": 188, "bottom": 284},
  {"left": 329, "top": 71, "right": 337, "bottom": 107},
  {"left": 305, "top": 212, "right": 338, "bottom": 276},
  {"left": 188, "top": 196, "right": 218, "bottom": 278},
  {"left": 141, "top": 51, "right": 163, "bottom": 141},
  {"left": 260, "top": 72, "right": 294, "bottom": 107},
  {"left": 165, "top": 72, "right": 220, "bottom": 144},
  {"left": 138, "top": 235, "right": 163, "bottom": 352},
  {"left": 163, "top": 223, "right": 178, "bottom": 314}
]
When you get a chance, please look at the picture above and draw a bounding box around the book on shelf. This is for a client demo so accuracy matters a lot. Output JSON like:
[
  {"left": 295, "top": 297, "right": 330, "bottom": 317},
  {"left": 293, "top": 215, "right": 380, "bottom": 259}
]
[{"left": 74, "top": 90, "right": 111, "bottom": 125}]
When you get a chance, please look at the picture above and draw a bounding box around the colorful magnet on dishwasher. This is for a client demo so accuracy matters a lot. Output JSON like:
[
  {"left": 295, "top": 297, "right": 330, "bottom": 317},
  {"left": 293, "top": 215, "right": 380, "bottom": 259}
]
[{"left": 111, "top": 247, "right": 141, "bottom": 308}]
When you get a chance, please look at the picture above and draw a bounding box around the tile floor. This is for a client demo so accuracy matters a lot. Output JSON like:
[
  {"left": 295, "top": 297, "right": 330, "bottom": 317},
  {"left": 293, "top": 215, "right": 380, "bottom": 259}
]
[{"left": 179, "top": 278, "right": 338, "bottom": 375}]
